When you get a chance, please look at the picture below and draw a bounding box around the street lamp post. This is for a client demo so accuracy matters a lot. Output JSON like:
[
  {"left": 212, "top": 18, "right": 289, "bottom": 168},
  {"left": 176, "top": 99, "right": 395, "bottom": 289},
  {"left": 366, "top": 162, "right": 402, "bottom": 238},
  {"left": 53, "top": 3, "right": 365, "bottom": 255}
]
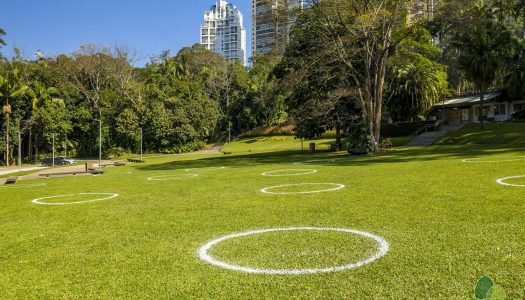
[
  {"left": 140, "top": 127, "right": 143, "bottom": 161},
  {"left": 18, "top": 130, "right": 22, "bottom": 169},
  {"left": 94, "top": 119, "right": 102, "bottom": 169},
  {"left": 442, "top": 98, "right": 446, "bottom": 140},
  {"left": 52, "top": 133, "right": 55, "bottom": 168}
]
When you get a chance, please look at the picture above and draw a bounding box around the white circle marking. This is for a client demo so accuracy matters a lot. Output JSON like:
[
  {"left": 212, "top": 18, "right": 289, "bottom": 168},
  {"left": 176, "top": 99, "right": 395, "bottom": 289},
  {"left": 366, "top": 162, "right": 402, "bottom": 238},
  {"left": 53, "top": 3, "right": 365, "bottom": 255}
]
[
  {"left": 197, "top": 227, "right": 389, "bottom": 275},
  {"left": 32, "top": 193, "right": 119, "bottom": 205},
  {"left": 496, "top": 175, "right": 525, "bottom": 187},
  {"left": 262, "top": 169, "right": 318, "bottom": 177},
  {"left": 261, "top": 183, "right": 345, "bottom": 194}
]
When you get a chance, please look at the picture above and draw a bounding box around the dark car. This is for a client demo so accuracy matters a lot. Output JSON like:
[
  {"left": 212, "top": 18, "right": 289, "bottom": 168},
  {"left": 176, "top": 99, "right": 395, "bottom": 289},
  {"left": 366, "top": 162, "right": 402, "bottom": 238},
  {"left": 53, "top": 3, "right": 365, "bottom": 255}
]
[{"left": 41, "top": 156, "right": 76, "bottom": 166}]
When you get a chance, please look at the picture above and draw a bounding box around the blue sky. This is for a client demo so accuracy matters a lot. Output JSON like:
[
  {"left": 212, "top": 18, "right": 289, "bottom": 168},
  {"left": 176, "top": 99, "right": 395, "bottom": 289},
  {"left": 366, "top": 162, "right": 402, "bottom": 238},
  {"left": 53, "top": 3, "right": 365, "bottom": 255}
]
[{"left": 1, "top": 0, "right": 251, "bottom": 66}]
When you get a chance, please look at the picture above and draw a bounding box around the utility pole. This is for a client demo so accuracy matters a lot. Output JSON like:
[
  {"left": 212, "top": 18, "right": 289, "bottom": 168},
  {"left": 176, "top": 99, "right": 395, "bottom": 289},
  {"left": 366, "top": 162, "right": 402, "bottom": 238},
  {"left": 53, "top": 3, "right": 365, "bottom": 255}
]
[
  {"left": 94, "top": 119, "right": 102, "bottom": 169},
  {"left": 18, "top": 130, "right": 21, "bottom": 169},
  {"left": 65, "top": 134, "right": 68, "bottom": 157},
  {"left": 52, "top": 133, "right": 55, "bottom": 168},
  {"left": 140, "top": 127, "right": 143, "bottom": 161},
  {"left": 4, "top": 106, "right": 9, "bottom": 166}
]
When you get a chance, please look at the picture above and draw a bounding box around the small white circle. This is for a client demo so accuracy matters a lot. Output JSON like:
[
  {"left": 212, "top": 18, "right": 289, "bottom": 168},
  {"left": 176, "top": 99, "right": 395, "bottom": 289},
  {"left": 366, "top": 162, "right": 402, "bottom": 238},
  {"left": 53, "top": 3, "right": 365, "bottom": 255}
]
[
  {"left": 294, "top": 159, "right": 336, "bottom": 165},
  {"left": 32, "top": 193, "right": 119, "bottom": 205},
  {"left": 462, "top": 157, "right": 525, "bottom": 163},
  {"left": 0, "top": 183, "right": 47, "bottom": 189},
  {"left": 496, "top": 175, "right": 525, "bottom": 187},
  {"left": 261, "top": 183, "right": 345, "bottom": 194},
  {"left": 147, "top": 174, "right": 198, "bottom": 181},
  {"left": 184, "top": 166, "right": 225, "bottom": 171},
  {"left": 197, "top": 227, "right": 389, "bottom": 275},
  {"left": 262, "top": 169, "right": 318, "bottom": 177}
]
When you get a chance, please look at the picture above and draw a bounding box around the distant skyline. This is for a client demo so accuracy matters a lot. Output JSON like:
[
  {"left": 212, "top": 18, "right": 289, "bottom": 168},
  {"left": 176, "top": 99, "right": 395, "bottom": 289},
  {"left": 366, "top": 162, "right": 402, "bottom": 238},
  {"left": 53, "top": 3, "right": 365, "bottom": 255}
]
[{"left": 1, "top": 0, "right": 252, "bottom": 66}]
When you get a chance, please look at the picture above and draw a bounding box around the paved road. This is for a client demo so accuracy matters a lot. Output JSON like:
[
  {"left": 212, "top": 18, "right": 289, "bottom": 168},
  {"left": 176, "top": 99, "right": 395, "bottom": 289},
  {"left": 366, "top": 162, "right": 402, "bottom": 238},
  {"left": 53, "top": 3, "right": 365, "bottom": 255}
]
[{"left": 0, "top": 166, "right": 48, "bottom": 176}]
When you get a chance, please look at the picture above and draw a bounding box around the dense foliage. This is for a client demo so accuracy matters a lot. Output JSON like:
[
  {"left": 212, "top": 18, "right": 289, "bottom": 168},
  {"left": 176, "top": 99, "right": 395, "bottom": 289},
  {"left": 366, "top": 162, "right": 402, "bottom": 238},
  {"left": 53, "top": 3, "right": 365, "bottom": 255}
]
[{"left": 0, "top": 0, "right": 524, "bottom": 163}]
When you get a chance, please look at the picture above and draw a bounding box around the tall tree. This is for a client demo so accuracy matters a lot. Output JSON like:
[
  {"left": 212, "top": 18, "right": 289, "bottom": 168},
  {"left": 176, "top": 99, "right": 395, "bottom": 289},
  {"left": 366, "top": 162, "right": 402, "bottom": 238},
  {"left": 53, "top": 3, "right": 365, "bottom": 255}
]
[
  {"left": 0, "top": 27, "right": 6, "bottom": 50},
  {"left": 302, "top": 0, "right": 414, "bottom": 150},
  {"left": 386, "top": 27, "right": 449, "bottom": 121},
  {"left": 0, "top": 62, "right": 32, "bottom": 165},
  {"left": 450, "top": 1, "right": 513, "bottom": 129}
]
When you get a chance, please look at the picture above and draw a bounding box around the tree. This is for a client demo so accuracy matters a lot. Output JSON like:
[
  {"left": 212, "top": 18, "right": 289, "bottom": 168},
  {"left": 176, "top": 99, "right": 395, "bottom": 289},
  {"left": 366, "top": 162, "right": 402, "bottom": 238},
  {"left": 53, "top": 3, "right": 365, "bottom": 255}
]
[
  {"left": 0, "top": 27, "right": 6, "bottom": 51},
  {"left": 0, "top": 62, "right": 32, "bottom": 165},
  {"left": 386, "top": 27, "right": 449, "bottom": 121},
  {"left": 450, "top": 1, "right": 513, "bottom": 129},
  {"left": 297, "top": 0, "right": 415, "bottom": 150}
]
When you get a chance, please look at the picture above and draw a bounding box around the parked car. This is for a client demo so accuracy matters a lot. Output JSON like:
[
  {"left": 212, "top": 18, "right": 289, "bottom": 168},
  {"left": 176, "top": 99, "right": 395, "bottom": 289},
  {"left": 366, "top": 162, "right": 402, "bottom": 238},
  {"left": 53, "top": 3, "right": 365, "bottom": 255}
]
[{"left": 41, "top": 156, "right": 76, "bottom": 166}]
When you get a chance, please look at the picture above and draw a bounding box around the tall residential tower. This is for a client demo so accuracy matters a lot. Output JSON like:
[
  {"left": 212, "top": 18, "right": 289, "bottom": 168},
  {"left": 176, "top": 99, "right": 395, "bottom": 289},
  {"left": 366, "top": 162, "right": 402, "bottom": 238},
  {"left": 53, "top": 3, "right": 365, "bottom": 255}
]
[
  {"left": 201, "top": 0, "right": 247, "bottom": 65},
  {"left": 251, "top": 0, "right": 307, "bottom": 56}
]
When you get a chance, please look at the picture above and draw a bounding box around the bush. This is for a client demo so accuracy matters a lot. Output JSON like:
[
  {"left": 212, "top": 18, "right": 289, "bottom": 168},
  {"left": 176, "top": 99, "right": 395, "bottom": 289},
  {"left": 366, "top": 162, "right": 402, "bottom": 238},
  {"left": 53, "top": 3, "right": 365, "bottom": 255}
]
[
  {"left": 105, "top": 147, "right": 131, "bottom": 159},
  {"left": 241, "top": 123, "right": 296, "bottom": 137}
]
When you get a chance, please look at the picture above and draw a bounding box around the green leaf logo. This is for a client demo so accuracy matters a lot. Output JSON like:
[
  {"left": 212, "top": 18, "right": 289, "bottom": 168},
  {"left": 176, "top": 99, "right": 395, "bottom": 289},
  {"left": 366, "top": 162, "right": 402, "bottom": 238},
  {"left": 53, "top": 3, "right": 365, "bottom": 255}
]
[{"left": 475, "top": 276, "right": 506, "bottom": 300}]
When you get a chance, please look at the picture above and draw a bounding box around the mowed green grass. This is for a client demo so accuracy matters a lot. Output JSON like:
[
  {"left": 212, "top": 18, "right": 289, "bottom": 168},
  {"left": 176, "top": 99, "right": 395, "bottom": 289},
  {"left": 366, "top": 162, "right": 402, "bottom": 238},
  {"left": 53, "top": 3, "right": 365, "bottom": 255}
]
[
  {"left": 440, "top": 122, "right": 525, "bottom": 145},
  {"left": 1, "top": 142, "right": 525, "bottom": 298}
]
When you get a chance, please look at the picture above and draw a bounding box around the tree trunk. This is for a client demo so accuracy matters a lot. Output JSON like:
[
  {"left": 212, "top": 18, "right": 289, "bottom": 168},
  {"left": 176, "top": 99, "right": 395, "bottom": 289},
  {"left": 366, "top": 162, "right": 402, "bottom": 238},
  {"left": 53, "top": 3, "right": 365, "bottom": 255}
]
[
  {"left": 480, "top": 84, "right": 485, "bottom": 130},
  {"left": 335, "top": 124, "right": 342, "bottom": 150},
  {"left": 5, "top": 112, "right": 9, "bottom": 166}
]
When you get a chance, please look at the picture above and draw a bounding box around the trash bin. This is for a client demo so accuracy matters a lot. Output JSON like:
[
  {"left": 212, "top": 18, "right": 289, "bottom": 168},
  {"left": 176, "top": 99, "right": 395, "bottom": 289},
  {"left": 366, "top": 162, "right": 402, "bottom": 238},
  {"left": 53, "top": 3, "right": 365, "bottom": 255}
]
[{"left": 309, "top": 143, "right": 316, "bottom": 153}]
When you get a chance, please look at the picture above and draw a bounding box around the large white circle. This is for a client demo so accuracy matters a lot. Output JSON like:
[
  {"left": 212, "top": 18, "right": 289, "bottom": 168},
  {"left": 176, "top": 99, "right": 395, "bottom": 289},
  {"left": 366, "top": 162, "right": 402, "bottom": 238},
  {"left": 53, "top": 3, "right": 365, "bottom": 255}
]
[
  {"left": 0, "top": 183, "right": 47, "bottom": 189},
  {"left": 262, "top": 169, "right": 318, "bottom": 177},
  {"left": 32, "top": 193, "right": 119, "bottom": 205},
  {"left": 294, "top": 159, "right": 336, "bottom": 165},
  {"left": 147, "top": 174, "right": 198, "bottom": 181},
  {"left": 462, "top": 157, "right": 525, "bottom": 163},
  {"left": 197, "top": 227, "right": 390, "bottom": 275},
  {"left": 496, "top": 175, "right": 525, "bottom": 187},
  {"left": 261, "top": 183, "right": 345, "bottom": 194}
]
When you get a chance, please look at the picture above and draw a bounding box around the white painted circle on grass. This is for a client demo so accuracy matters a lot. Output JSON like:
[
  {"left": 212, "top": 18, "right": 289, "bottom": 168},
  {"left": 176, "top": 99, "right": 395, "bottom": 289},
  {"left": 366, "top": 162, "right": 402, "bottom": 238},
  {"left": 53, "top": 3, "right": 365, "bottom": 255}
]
[
  {"left": 496, "top": 175, "right": 525, "bottom": 187},
  {"left": 261, "top": 183, "right": 345, "bottom": 194},
  {"left": 294, "top": 159, "right": 336, "bottom": 165},
  {"left": 0, "top": 183, "right": 47, "bottom": 189},
  {"left": 262, "top": 169, "right": 318, "bottom": 177},
  {"left": 198, "top": 227, "right": 389, "bottom": 275},
  {"left": 184, "top": 166, "right": 225, "bottom": 171},
  {"left": 147, "top": 174, "right": 198, "bottom": 181},
  {"left": 462, "top": 157, "right": 525, "bottom": 163},
  {"left": 32, "top": 193, "right": 119, "bottom": 205}
]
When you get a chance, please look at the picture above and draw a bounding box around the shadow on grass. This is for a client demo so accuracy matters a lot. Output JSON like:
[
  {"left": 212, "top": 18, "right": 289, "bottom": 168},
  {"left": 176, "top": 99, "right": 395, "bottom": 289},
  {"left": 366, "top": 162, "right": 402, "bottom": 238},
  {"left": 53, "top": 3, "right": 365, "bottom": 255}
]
[{"left": 136, "top": 144, "right": 525, "bottom": 171}]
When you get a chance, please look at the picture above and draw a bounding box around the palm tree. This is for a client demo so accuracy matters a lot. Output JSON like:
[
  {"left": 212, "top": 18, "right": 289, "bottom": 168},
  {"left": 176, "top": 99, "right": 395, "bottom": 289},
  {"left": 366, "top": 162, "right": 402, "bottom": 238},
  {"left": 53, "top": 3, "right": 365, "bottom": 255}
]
[
  {"left": 0, "top": 67, "right": 31, "bottom": 165},
  {"left": 388, "top": 60, "right": 448, "bottom": 121},
  {"left": 26, "top": 81, "right": 61, "bottom": 161},
  {"left": 451, "top": 2, "right": 513, "bottom": 130},
  {"left": 0, "top": 27, "right": 6, "bottom": 48}
]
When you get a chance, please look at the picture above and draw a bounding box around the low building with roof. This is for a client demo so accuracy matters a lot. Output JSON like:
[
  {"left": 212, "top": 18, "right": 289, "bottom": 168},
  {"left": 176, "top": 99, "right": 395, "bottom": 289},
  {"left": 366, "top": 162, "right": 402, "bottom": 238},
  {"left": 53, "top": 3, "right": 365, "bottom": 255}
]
[{"left": 429, "top": 92, "right": 525, "bottom": 124}]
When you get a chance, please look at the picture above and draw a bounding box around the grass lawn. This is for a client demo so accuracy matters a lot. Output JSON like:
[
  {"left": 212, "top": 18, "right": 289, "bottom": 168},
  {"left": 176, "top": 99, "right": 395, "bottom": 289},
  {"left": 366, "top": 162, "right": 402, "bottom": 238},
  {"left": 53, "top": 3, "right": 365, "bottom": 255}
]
[
  {"left": 221, "top": 136, "right": 336, "bottom": 153},
  {"left": 1, "top": 139, "right": 525, "bottom": 298},
  {"left": 439, "top": 122, "right": 525, "bottom": 145}
]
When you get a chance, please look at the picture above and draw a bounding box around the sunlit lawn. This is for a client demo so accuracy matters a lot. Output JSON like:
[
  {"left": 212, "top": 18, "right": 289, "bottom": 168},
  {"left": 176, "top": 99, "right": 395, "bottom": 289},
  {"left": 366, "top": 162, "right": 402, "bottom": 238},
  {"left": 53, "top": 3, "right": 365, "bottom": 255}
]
[{"left": 1, "top": 140, "right": 524, "bottom": 298}]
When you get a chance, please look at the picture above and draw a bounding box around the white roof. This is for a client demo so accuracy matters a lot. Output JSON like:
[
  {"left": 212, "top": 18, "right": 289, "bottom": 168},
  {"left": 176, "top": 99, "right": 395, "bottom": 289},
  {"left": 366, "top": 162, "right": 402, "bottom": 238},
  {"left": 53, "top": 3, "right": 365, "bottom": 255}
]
[{"left": 433, "top": 92, "right": 502, "bottom": 108}]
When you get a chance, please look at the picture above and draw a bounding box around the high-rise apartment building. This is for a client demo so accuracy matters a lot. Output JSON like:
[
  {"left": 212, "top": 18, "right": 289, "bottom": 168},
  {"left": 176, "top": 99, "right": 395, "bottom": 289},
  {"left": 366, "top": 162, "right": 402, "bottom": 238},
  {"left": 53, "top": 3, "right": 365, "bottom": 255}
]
[
  {"left": 201, "top": 0, "right": 247, "bottom": 65},
  {"left": 251, "top": 0, "right": 307, "bottom": 56},
  {"left": 411, "top": 0, "right": 439, "bottom": 21}
]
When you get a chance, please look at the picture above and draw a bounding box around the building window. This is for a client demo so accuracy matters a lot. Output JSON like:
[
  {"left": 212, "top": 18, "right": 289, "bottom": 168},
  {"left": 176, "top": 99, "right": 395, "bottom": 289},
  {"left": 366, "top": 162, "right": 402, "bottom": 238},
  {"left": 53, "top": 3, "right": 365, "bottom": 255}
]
[
  {"left": 514, "top": 103, "right": 524, "bottom": 112},
  {"left": 494, "top": 103, "right": 506, "bottom": 116}
]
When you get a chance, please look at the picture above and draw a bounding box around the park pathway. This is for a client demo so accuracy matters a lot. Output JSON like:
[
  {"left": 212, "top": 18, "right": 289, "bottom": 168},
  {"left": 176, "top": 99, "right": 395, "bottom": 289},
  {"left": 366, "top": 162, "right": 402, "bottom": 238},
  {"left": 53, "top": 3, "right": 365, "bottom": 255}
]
[{"left": 407, "top": 124, "right": 466, "bottom": 146}]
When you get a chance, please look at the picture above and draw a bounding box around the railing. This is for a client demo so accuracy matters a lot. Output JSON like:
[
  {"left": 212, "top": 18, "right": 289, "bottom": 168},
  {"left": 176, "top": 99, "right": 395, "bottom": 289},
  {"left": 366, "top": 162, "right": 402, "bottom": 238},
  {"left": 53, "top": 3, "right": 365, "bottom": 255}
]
[{"left": 411, "top": 120, "right": 444, "bottom": 137}]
